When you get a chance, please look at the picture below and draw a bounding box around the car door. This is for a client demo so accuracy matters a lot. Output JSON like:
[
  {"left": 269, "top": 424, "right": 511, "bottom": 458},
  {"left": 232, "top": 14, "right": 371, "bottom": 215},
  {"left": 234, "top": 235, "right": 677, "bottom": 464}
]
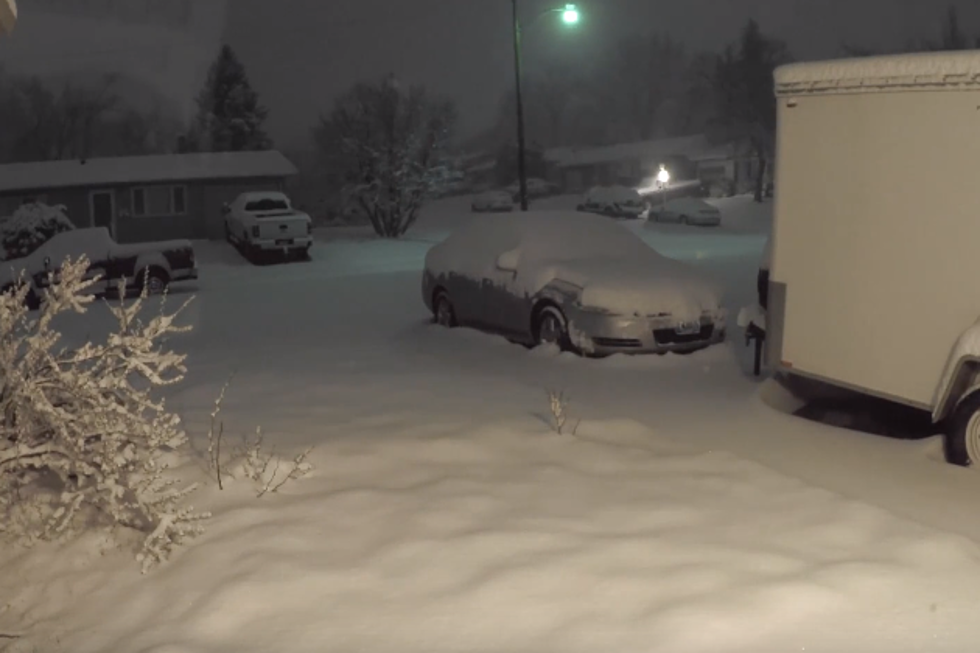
[{"left": 474, "top": 225, "right": 528, "bottom": 337}]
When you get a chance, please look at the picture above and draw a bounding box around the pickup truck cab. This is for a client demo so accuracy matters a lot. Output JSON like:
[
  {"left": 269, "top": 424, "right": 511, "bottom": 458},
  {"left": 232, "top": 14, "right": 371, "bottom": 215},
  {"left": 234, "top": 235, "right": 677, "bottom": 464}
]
[
  {"left": 1, "top": 226, "right": 198, "bottom": 309},
  {"left": 223, "top": 191, "right": 313, "bottom": 261}
]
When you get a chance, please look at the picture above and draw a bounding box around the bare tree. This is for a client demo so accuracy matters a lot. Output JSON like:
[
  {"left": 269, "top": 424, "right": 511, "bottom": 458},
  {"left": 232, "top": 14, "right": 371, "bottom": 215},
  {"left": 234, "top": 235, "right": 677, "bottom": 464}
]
[
  {"left": 313, "top": 76, "right": 457, "bottom": 238},
  {"left": 603, "top": 33, "right": 689, "bottom": 141},
  {"left": 3, "top": 74, "right": 118, "bottom": 162},
  {"left": 711, "top": 20, "right": 790, "bottom": 202}
]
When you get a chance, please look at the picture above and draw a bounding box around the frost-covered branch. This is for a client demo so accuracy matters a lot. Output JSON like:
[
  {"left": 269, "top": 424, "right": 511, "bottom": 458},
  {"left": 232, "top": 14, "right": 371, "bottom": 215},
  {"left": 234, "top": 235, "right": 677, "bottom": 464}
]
[{"left": 0, "top": 256, "right": 208, "bottom": 570}]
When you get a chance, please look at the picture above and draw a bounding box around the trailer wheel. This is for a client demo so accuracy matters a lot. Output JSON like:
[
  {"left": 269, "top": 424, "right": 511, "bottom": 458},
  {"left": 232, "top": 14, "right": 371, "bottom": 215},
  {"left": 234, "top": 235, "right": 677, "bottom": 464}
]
[{"left": 945, "top": 391, "right": 980, "bottom": 466}]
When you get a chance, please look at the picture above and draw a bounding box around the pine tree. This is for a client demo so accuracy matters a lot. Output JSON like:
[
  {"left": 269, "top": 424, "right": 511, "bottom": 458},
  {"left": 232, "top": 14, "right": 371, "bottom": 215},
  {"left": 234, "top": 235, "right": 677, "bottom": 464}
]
[
  {"left": 188, "top": 45, "right": 270, "bottom": 152},
  {"left": 711, "top": 20, "right": 790, "bottom": 202}
]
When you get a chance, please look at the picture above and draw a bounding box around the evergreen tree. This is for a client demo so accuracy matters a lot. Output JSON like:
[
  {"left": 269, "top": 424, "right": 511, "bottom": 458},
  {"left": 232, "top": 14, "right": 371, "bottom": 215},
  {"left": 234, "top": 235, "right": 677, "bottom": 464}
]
[
  {"left": 187, "top": 45, "right": 270, "bottom": 152},
  {"left": 711, "top": 20, "right": 789, "bottom": 202}
]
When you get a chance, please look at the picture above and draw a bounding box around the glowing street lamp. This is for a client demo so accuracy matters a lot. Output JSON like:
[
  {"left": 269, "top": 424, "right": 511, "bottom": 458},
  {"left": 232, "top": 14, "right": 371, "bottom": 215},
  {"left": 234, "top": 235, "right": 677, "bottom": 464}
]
[
  {"left": 657, "top": 165, "right": 671, "bottom": 212},
  {"left": 512, "top": 2, "right": 580, "bottom": 211},
  {"left": 562, "top": 4, "right": 580, "bottom": 25}
]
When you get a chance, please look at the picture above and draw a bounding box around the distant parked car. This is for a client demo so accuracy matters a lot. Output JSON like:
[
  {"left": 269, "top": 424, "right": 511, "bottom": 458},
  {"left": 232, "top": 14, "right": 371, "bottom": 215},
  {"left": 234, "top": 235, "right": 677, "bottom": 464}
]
[
  {"left": 1, "top": 227, "right": 197, "bottom": 309},
  {"left": 506, "top": 178, "right": 559, "bottom": 201},
  {"left": 471, "top": 190, "right": 514, "bottom": 213},
  {"left": 577, "top": 186, "right": 646, "bottom": 219},
  {"left": 422, "top": 211, "right": 726, "bottom": 356},
  {"left": 649, "top": 197, "right": 722, "bottom": 226},
  {"left": 223, "top": 191, "right": 313, "bottom": 261}
]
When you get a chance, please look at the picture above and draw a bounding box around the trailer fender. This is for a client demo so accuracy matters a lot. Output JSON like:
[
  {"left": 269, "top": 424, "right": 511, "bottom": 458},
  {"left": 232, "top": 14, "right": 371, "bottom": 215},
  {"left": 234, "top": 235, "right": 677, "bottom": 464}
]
[{"left": 931, "top": 320, "right": 980, "bottom": 423}]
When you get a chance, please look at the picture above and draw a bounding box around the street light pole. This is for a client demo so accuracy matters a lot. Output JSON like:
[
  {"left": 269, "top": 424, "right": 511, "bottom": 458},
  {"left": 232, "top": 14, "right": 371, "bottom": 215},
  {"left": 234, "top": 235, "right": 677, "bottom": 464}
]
[{"left": 512, "top": 0, "right": 529, "bottom": 212}]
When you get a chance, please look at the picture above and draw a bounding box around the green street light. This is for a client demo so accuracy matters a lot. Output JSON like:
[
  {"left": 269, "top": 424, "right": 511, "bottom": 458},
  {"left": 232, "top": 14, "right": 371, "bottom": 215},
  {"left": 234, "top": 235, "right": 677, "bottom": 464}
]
[{"left": 562, "top": 4, "right": 580, "bottom": 25}]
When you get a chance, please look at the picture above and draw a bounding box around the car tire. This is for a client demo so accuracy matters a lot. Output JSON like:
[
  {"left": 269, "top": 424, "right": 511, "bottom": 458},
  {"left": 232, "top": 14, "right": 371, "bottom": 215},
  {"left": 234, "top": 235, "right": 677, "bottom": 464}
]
[
  {"left": 139, "top": 267, "right": 170, "bottom": 296},
  {"left": 533, "top": 305, "right": 570, "bottom": 350},
  {"left": 433, "top": 291, "right": 458, "bottom": 328},
  {"left": 945, "top": 391, "right": 980, "bottom": 466}
]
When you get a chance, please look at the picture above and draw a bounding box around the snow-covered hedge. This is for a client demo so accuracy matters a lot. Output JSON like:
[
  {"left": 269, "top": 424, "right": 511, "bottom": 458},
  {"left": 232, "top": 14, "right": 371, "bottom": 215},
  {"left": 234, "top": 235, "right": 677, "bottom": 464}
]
[
  {"left": 0, "top": 202, "right": 75, "bottom": 261},
  {"left": 0, "top": 258, "right": 208, "bottom": 572}
]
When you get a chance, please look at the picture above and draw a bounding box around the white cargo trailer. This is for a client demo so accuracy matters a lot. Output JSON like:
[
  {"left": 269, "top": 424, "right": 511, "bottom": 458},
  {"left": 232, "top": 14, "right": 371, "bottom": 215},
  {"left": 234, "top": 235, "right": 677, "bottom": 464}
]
[{"left": 766, "top": 50, "right": 980, "bottom": 466}]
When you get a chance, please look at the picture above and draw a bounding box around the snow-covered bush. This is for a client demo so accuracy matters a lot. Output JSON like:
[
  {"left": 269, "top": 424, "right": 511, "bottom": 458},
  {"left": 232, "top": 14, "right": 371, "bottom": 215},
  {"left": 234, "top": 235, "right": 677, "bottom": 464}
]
[
  {"left": 0, "top": 257, "right": 208, "bottom": 572},
  {"left": 206, "top": 378, "right": 313, "bottom": 497},
  {"left": 0, "top": 203, "right": 75, "bottom": 261}
]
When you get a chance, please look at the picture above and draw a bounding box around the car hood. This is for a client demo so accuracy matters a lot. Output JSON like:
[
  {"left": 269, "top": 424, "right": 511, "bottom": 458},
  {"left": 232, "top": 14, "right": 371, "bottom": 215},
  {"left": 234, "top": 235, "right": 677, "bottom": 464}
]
[{"left": 543, "top": 256, "right": 722, "bottom": 322}]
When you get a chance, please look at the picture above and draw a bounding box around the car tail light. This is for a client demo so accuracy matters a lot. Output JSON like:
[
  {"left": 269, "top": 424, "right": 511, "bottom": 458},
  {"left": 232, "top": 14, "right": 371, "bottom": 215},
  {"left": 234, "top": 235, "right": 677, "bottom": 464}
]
[{"left": 251, "top": 226, "right": 260, "bottom": 238}]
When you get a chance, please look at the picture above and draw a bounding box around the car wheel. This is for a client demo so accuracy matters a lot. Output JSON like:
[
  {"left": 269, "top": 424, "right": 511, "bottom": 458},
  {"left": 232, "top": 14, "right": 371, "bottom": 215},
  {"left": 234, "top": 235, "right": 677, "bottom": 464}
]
[
  {"left": 945, "top": 391, "right": 980, "bottom": 466},
  {"left": 139, "top": 267, "right": 170, "bottom": 296},
  {"left": 433, "top": 291, "right": 458, "bottom": 328},
  {"left": 534, "top": 305, "right": 570, "bottom": 350}
]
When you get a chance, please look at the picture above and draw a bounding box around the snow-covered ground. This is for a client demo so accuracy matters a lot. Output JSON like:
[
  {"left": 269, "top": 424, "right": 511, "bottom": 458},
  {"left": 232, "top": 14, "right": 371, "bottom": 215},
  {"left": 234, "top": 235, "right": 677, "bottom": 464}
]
[{"left": 4, "top": 196, "right": 980, "bottom": 653}]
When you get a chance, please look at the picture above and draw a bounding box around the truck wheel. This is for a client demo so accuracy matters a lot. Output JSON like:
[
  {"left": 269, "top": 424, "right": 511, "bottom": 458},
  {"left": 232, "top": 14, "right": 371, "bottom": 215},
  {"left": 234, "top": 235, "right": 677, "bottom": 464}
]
[
  {"left": 139, "top": 267, "right": 170, "bottom": 296},
  {"left": 945, "top": 391, "right": 980, "bottom": 466}
]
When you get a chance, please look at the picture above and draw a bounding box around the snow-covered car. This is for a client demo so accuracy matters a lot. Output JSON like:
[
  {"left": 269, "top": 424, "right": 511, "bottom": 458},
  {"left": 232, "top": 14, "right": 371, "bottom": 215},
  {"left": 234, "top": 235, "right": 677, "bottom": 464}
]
[
  {"left": 577, "top": 186, "right": 646, "bottom": 219},
  {"left": 0, "top": 227, "right": 197, "bottom": 309},
  {"left": 649, "top": 197, "right": 722, "bottom": 226},
  {"left": 506, "top": 177, "right": 559, "bottom": 201},
  {"left": 422, "top": 211, "right": 726, "bottom": 356},
  {"left": 471, "top": 190, "right": 514, "bottom": 213},
  {"left": 223, "top": 191, "right": 313, "bottom": 260}
]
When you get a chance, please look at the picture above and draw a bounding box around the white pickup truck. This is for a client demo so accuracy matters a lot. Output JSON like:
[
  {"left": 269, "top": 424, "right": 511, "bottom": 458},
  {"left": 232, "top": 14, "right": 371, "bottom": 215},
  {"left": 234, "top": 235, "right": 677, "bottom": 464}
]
[{"left": 223, "top": 191, "right": 313, "bottom": 261}]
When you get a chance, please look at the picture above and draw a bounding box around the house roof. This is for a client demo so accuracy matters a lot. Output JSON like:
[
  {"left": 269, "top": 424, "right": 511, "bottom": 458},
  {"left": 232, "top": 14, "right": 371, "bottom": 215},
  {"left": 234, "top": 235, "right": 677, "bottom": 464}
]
[
  {"left": 0, "top": 150, "right": 299, "bottom": 194},
  {"left": 544, "top": 135, "right": 730, "bottom": 169},
  {"left": 776, "top": 51, "right": 980, "bottom": 96}
]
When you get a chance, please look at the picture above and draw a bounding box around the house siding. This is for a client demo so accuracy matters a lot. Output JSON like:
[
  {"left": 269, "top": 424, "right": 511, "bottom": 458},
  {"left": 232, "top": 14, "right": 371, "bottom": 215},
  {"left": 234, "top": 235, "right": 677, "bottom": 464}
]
[{"left": 1, "top": 175, "right": 288, "bottom": 243}]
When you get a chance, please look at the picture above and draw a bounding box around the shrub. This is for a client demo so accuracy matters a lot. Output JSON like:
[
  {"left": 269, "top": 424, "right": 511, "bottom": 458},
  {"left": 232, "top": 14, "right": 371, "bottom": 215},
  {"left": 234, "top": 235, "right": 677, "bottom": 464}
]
[
  {"left": 0, "top": 257, "right": 208, "bottom": 572},
  {"left": 1, "top": 203, "right": 76, "bottom": 261}
]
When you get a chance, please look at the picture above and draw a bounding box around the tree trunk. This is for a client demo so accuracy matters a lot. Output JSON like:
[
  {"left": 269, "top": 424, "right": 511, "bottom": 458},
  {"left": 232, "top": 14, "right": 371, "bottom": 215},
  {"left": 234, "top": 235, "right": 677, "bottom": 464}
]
[{"left": 753, "top": 153, "right": 767, "bottom": 203}]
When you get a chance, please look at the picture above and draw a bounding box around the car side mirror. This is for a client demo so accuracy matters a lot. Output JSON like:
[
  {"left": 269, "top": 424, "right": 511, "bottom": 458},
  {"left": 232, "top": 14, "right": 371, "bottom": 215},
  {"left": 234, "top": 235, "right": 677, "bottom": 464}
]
[{"left": 496, "top": 249, "right": 519, "bottom": 273}]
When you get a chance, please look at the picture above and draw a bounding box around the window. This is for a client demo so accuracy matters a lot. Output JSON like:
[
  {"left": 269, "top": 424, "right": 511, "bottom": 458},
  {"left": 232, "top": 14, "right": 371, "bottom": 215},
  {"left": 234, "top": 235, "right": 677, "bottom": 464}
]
[
  {"left": 130, "top": 185, "right": 188, "bottom": 216},
  {"left": 173, "top": 186, "right": 186, "bottom": 214},
  {"left": 244, "top": 198, "right": 289, "bottom": 212}
]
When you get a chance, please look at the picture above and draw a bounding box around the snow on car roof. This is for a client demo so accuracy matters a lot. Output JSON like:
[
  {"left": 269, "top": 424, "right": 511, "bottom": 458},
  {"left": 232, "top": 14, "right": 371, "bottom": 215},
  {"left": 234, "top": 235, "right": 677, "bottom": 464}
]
[
  {"left": 0, "top": 151, "right": 299, "bottom": 194},
  {"left": 775, "top": 51, "right": 980, "bottom": 95}
]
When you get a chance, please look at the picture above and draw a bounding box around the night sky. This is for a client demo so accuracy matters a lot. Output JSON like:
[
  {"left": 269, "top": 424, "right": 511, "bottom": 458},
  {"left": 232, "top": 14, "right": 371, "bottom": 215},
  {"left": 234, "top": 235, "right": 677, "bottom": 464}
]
[{"left": 223, "top": 0, "right": 980, "bottom": 148}]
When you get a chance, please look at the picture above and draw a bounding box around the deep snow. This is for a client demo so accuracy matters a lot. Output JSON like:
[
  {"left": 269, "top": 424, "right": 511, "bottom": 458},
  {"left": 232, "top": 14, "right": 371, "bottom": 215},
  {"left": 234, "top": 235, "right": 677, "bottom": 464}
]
[{"left": 4, "top": 196, "right": 980, "bottom": 653}]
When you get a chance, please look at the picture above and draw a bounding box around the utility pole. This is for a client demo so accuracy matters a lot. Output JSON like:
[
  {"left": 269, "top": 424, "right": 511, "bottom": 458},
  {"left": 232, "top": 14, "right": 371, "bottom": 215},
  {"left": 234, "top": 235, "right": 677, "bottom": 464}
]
[{"left": 512, "top": 0, "right": 529, "bottom": 211}]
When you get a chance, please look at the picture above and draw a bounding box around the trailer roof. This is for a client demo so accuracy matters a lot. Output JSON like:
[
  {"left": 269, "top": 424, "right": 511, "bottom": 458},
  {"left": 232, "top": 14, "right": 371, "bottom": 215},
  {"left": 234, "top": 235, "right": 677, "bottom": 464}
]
[{"left": 775, "top": 51, "right": 980, "bottom": 96}]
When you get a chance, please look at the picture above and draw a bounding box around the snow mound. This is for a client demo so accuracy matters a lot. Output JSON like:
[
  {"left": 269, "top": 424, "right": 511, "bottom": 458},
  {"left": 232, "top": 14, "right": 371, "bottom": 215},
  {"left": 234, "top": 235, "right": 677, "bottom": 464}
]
[
  {"left": 6, "top": 418, "right": 980, "bottom": 652},
  {"left": 776, "top": 51, "right": 980, "bottom": 94}
]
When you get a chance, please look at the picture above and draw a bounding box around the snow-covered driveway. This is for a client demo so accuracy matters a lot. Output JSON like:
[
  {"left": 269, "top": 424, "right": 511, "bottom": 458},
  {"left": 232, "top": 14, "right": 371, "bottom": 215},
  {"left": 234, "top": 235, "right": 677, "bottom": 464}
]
[{"left": 4, "top": 197, "right": 980, "bottom": 653}]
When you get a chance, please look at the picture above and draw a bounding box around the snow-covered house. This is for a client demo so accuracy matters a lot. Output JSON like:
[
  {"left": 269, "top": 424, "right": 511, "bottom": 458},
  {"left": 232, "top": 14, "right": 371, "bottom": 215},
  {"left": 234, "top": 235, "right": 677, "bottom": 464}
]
[
  {"left": 544, "top": 134, "right": 761, "bottom": 194},
  {"left": 0, "top": 0, "right": 15, "bottom": 34},
  {"left": 0, "top": 151, "right": 298, "bottom": 243}
]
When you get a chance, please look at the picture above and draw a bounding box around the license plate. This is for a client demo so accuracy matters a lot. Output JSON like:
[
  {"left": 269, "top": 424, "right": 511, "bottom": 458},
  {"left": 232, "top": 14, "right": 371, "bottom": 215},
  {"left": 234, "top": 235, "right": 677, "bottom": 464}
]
[
  {"left": 676, "top": 321, "right": 700, "bottom": 335},
  {"left": 275, "top": 239, "right": 293, "bottom": 246}
]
